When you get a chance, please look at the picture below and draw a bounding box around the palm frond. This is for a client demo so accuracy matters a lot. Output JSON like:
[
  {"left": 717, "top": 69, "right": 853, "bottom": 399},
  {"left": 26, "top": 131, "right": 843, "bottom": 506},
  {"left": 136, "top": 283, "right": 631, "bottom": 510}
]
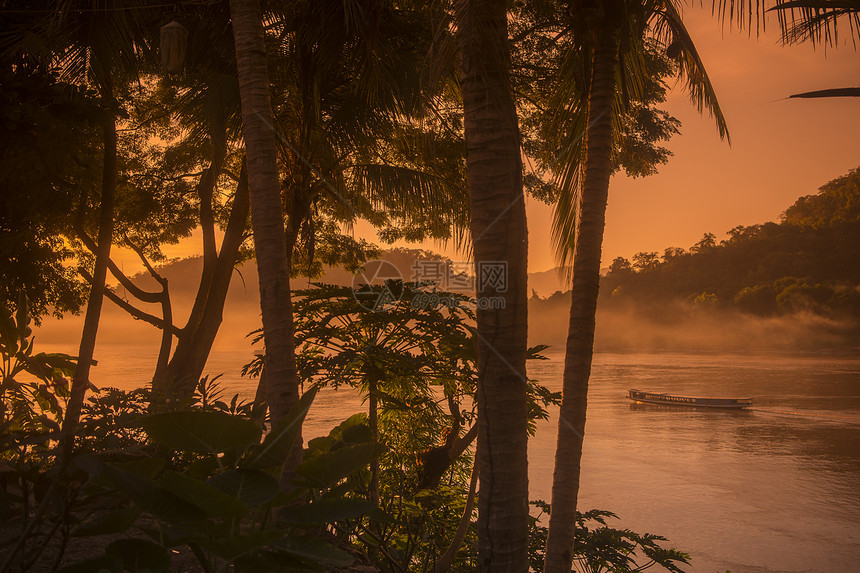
[
  {"left": 769, "top": 0, "right": 860, "bottom": 46},
  {"left": 712, "top": 0, "right": 770, "bottom": 35},
  {"left": 789, "top": 86, "right": 860, "bottom": 96},
  {"left": 547, "top": 77, "right": 587, "bottom": 271},
  {"left": 652, "top": 1, "right": 730, "bottom": 142},
  {"left": 349, "top": 162, "right": 467, "bottom": 241},
  {"left": 713, "top": 0, "right": 860, "bottom": 46},
  {"left": 49, "top": 0, "right": 151, "bottom": 94}
]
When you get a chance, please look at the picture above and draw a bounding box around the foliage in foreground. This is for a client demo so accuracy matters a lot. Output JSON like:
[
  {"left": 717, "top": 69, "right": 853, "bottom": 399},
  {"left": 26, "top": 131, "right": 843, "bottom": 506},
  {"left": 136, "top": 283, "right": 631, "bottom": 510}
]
[
  {"left": 2, "top": 386, "right": 377, "bottom": 572},
  {"left": 529, "top": 502, "right": 690, "bottom": 573},
  {"left": 2, "top": 294, "right": 691, "bottom": 572}
]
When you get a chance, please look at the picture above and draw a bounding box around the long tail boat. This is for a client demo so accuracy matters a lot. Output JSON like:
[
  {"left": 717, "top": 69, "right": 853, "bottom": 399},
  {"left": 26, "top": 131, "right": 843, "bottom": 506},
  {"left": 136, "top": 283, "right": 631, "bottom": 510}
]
[{"left": 628, "top": 389, "right": 753, "bottom": 409}]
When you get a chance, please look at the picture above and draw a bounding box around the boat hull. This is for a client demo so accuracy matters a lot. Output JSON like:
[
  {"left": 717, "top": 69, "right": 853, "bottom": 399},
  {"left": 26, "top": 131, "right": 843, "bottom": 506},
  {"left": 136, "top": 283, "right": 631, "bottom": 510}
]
[{"left": 628, "top": 389, "right": 752, "bottom": 409}]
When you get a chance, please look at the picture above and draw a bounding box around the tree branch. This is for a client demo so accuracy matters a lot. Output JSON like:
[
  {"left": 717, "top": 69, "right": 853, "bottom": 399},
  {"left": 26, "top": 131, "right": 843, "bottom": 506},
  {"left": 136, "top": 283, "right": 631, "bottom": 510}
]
[
  {"left": 75, "top": 227, "right": 164, "bottom": 303},
  {"left": 79, "top": 270, "right": 182, "bottom": 337},
  {"left": 434, "top": 465, "right": 478, "bottom": 573},
  {"left": 122, "top": 233, "right": 167, "bottom": 286},
  {"left": 220, "top": 168, "right": 241, "bottom": 183},
  {"left": 153, "top": 171, "right": 205, "bottom": 183}
]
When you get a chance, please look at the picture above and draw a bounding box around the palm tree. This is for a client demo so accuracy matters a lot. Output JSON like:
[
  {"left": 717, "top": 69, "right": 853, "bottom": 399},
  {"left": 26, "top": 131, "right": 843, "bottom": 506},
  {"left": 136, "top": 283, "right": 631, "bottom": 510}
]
[
  {"left": 229, "top": 0, "right": 302, "bottom": 475},
  {"left": 231, "top": 0, "right": 471, "bottom": 436},
  {"left": 717, "top": 0, "right": 860, "bottom": 46},
  {"left": 229, "top": 1, "right": 469, "bottom": 472},
  {"left": 4, "top": 0, "right": 152, "bottom": 450},
  {"left": 717, "top": 0, "right": 859, "bottom": 97},
  {"left": 540, "top": 1, "right": 728, "bottom": 571},
  {"left": 263, "top": 0, "right": 469, "bottom": 277},
  {"left": 455, "top": 0, "right": 531, "bottom": 569}
]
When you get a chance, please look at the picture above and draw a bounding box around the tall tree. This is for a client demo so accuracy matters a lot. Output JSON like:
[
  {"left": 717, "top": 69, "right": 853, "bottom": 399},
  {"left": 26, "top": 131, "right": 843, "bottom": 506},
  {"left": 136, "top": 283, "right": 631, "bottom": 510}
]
[
  {"left": 1, "top": 1, "right": 256, "bottom": 417},
  {"left": 109, "top": 0, "right": 467, "bottom": 415},
  {"left": 540, "top": 1, "right": 728, "bottom": 571},
  {"left": 265, "top": 0, "right": 469, "bottom": 275},
  {"left": 21, "top": 0, "right": 151, "bottom": 450},
  {"left": 0, "top": 65, "right": 96, "bottom": 321},
  {"left": 229, "top": 0, "right": 301, "bottom": 473},
  {"left": 455, "top": 0, "right": 531, "bottom": 569},
  {"left": 123, "top": 8, "right": 254, "bottom": 408}
]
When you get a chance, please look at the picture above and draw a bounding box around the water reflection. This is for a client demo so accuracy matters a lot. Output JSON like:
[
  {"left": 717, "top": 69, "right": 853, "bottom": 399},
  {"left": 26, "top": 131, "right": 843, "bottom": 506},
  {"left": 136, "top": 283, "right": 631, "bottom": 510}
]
[
  {"left": 628, "top": 403, "right": 755, "bottom": 415},
  {"left": 77, "top": 345, "right": 860, "bottom": 572},
  {"left": 529, "top": 351, "right": 860, "bottom": 573}
]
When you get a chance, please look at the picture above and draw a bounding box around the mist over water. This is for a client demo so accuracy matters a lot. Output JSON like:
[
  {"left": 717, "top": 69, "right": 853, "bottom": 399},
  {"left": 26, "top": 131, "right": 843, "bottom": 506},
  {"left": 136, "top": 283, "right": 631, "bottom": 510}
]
[
  {"left": 532, "top": 299, "right": 860, "bottom": 354},
  {"left": 32, "top": 257, "right": 860, "bottom": 573}
]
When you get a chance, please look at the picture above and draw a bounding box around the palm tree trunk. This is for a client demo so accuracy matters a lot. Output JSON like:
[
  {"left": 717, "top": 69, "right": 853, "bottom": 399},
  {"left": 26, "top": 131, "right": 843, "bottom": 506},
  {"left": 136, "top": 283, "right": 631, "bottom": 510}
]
[
  {"left": 456, "top": 0, "right": 530, "bottom": 569},
  {"left": 543, "top": 32, "right": 620, "bottom": 573},
  {"left": 61, "top": 107, "right": 117, "bottom": 453},
  {"left": 229, "top": 0, "right": 301, "bottom": 470}
]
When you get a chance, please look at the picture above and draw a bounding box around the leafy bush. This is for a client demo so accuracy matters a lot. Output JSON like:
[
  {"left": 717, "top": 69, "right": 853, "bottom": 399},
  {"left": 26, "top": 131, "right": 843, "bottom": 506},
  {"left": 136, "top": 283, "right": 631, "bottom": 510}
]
[
  {"left": 529, "top": 501, "right": 690, "bottom": 573},
  {"left": 61, "top": 388, "right": 379, "bottom": 572}
]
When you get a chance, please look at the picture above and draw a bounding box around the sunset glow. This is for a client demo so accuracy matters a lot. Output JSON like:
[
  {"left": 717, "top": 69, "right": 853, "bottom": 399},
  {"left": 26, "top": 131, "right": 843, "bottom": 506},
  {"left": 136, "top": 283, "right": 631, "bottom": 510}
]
[{"left": 3, "top": 3, "right": 858, "bottom": 572}]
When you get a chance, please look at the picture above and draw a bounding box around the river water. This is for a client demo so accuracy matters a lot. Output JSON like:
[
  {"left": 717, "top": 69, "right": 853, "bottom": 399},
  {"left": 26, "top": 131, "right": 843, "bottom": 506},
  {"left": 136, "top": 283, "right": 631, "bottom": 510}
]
[
  {"left": 77, "top": 344, "right": 860, "bottom": 573},
  {"left": 529, "top": 350, "right": 860, "bottom": 573}
]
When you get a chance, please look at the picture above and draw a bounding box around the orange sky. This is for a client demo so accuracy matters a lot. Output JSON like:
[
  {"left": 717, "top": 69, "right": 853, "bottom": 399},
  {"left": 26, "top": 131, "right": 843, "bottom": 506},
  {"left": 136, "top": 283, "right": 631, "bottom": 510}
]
[
  {"left": 122, "top": 6, "right": 859, "bottom": 276},
  {"left": 376, "top": 7, "right": 860, "bottom": 273}
]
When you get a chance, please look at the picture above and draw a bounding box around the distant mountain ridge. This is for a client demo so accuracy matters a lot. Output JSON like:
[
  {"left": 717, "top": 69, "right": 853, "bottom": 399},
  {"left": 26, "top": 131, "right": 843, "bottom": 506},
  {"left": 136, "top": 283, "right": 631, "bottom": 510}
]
[
  {"left": 129, "top": 247, "right": 572, "bottom": 303},
  {"left": 596, "top": 167, "right": 860, "bottom": 314},
  {"left": 59, "top": 167, "right": 859, "bottom": 355},
  {"left": 527, "top": 168, "right": 860, "bottom": 351},
  {"left": 38, "top": 169, "right": 860, "bottom": 354}
]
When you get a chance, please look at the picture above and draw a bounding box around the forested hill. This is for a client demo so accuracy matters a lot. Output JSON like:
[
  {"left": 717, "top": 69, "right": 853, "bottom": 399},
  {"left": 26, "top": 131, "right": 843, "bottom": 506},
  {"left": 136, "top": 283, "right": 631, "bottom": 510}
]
[{"left": 597, "top": 167, "right": 860, "bottom": 317}]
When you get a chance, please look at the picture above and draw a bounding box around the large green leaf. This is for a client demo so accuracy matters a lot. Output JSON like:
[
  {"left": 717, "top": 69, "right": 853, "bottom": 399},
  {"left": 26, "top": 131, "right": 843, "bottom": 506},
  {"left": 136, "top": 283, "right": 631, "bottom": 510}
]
[
  {"left": 278, "top": 496, "right": 376, "bottom": 526},
  {"left": 26, "top": 352, "right": 77, "bottom": 380},
  {"left": 234, "top": 551, "right": 323, "bottom": 573},
  {"left": 0, "top": 488, "right": 9, "bottom": 522},
  {"left": 115, "top": 456, "right": 166, "bottom": 480},
  {"left": 71, "top": 505, "right": 141, "bottom": 537},
  {"left": 243, "top": 387, "right": 317, "bottom": 470},
  {"left": 295, "top": 442, "right": 380, "bottom": 489},
  {"left": 137, "top": 523, "right": 207, "bottom": 548},
  {"left": 202, "top": 531, "right": 285, "bottom": 561},
  {"left": 0, "top": 303, "right": 19, "bottom": 355},
  {"left": 56, "top": 554, "right": 123, "bottom": 573},
  {"left": 340, "top": 420, "right": 373, "bottom": 444},
  {"left": 98, "top": 463, "right": 207, "bottom": 521},
  {"left": 306, "top": 413, "right": 370, "bottom": 455},
  {"left": 186, "top": 455, "right": 221, "bottom": 479},
  {"left": 208, "top": 468, "right": 281, "bottom": 507},
  {"left": 274, "top": 535, "right": 354, "bottom": 567},
  {"left": 105, "top": 539, "right": 170, "bottom": 573},
  {"left": 159, "top": 470, "right": 246, "bottom": 517},
  {"left": 140, "top": 411, "right": 261, "bottom": 454}
]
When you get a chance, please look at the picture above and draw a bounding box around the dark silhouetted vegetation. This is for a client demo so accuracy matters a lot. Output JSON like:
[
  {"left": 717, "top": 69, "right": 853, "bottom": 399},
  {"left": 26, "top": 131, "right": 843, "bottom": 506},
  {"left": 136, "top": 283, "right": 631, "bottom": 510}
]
[
  {"left": 4, "top": 0, "right": 853, "bottom": 570},
  {"left": 532, "top": 168, "right": 860, "bottom": 323}
]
